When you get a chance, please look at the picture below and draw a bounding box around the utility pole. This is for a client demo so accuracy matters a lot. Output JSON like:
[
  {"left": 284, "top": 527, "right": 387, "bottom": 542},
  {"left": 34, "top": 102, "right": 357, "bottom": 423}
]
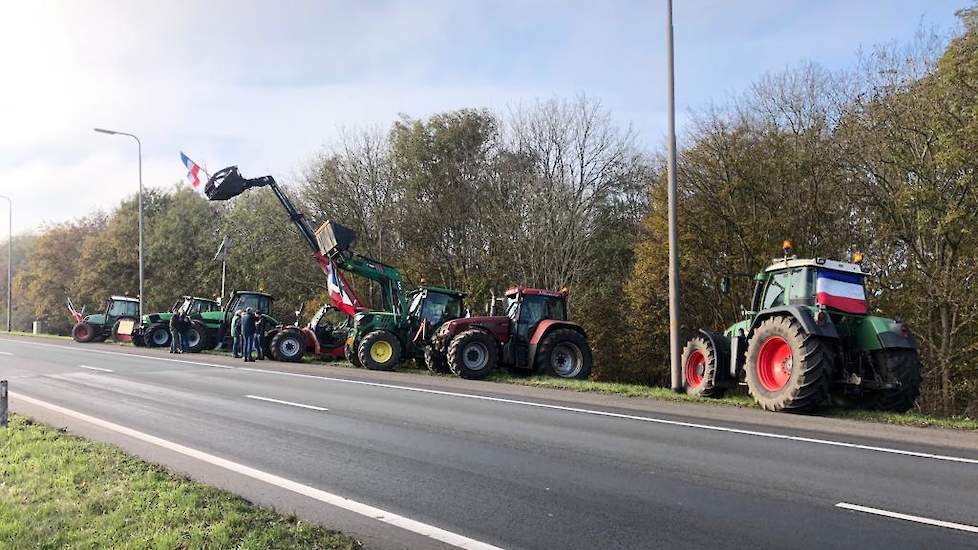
[
  {"left": 666, "top": 0, "right": 683, "bottom": 393},
  {"left": 0, "top": 195, "right": 11, "bottom": 332}
]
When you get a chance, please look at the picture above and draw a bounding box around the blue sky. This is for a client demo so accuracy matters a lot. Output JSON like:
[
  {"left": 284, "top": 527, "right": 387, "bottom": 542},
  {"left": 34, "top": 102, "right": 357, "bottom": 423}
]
[{"left": 0, "top": 0, "right": 968, "bottom": 234}]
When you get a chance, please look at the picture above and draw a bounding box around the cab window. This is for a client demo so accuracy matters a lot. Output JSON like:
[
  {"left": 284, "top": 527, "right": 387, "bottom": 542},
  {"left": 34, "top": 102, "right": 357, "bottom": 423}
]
[
  {"left": 235, "top": 295, "right": 271, "bottom": 314},
  {"left": 419, "top": 292, "right": 462, "bottom": 326},
  {"left": 762, "top": 272, "right": 790, "bottom": 309},
  {"left": 519, "top": 295, "right": 567, "bottom": 325},
  {"left": 789, "top": 268, "right": 814, "bottom": 304},
  {"left": 108, "top": 300, "right": 138, "bottom": 317}
]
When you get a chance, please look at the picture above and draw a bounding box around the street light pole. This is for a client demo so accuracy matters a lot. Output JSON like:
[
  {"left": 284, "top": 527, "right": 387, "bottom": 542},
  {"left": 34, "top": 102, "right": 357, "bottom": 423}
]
[
  {"left": 665, "top": 0, "right": 683, "bottom": 393},
  {"left": 0, "top": 195, "right": 10, "bottom": 332},
  {"left": 94, "top": 128, "right": 144, "bottom": 319}
]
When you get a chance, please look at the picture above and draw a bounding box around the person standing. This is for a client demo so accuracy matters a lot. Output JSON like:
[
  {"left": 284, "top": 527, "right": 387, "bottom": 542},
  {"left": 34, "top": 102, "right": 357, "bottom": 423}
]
[
  {"left": 179, "top": 311, "right": 192, "bottom": 353},
  {"left": 168, "top": 307, "right": 181, "bottom": 354},
  {"left": 241, "top": 307, "right": 257, "bottom": 362},
  {"left": 253, "top": 310, "right": 266, "bottom": 361},
  {"left": 231, "top": 309, "right": 243, "bottom": 358}
]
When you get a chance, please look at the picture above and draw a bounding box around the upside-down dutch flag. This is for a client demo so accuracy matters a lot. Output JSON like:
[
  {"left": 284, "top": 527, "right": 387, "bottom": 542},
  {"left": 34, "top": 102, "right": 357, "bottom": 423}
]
[
  {"left": 327, "top": 260, "right": 361, "bottom": 316},
  {"left": 815, "top": 270, "right": 868, "bottom": 314},
  {"left": 180, "top": 152, "right": 203, "bottom": 188}
]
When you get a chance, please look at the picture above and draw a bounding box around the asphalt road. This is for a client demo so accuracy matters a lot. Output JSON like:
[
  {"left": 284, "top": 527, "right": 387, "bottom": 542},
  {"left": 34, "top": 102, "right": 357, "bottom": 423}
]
[{"left": 1, "top": 334, "right": 977, "bottom": 550}]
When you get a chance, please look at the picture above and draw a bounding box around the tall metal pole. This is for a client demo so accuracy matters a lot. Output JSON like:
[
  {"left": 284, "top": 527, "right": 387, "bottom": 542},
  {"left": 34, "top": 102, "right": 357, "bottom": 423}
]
[
  {"left": 94, "top": 129, "right": 144, "bottom": 319},
  {"left": 666, "top": 0, "right": 683, "bottom": 393},
  {"left": 221, "top": 259, "right": 227, "bottom": 303},
  {"left": 0, "top": 195, "right": 11, "bottom": 332}
]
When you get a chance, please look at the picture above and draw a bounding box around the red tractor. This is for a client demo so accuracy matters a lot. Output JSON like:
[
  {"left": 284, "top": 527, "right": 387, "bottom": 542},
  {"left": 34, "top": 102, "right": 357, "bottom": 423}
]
[
  {"left": 427, "top": 287, "right": 592, "bottom": 380},
  {"left": 268, "top": 304, "right": 351, "bottom": 363}
]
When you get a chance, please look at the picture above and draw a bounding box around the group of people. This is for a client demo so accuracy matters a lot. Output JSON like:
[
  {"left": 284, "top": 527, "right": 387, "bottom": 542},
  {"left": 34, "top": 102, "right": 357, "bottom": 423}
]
[
  {"left": 168, "top": 309, "right": 193, "bottom": 353},
  {"left": 231, "top": 307, "right": 267, "bottom": 362}
]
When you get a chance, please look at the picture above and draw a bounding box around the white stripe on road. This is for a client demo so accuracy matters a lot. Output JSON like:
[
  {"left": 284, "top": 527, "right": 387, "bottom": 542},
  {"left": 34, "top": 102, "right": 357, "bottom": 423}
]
[
  {"left": 836, "top": 502, "right": 978, "bottom": 534},
  {"left": 3, "top": 337, "right": 978, "bottom": 465},
  {"left": 0, "top": 351, "right": 13, "bottom": 356},
  {"left": 10, "top": 391, "right": 503, "bottom": 550},
  {"left": 245, "top": 394, "right": 328, "bottom": 411},
  {"left": 79, "top": 365, "right": 113, "bottom": 373}
]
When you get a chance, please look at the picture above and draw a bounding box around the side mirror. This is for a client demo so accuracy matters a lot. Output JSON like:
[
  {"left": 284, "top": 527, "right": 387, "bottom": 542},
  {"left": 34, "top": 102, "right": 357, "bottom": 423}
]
[{"left": 720, "top": 276, "right": 731, "bottom": 295}]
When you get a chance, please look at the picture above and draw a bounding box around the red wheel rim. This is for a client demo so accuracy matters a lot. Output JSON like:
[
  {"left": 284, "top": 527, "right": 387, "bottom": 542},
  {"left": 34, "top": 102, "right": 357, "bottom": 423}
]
[
  {"left": 78, "top": 326, "right": 90, "bottom": 339},
  {"left": 756, "top": 336, "right": 792, "bottom": 391},
  {"left": 685, "top": 350, "right": 706, "bottom": 388}
]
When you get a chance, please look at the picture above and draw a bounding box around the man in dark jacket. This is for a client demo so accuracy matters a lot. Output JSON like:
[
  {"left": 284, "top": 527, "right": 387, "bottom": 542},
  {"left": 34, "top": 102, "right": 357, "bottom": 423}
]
[
  {"left": 253, "top": 311, "right": 266, "bottom": 360},
  {"left": 168, "top": 307, "right": 181, "bottom": 353},
  {"left": 241, "top": 307, "right": 257, "bottom": 362},
  {"left": 231, "top": 309, "right": 243, "bottom": 358},
  {"left": 179, "top": 312, "right": 192, "bottom": 353}
]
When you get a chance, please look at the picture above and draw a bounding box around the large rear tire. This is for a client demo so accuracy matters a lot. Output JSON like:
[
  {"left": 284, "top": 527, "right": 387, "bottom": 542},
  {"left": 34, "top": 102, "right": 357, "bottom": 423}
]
[
  {"left": 424, "top": 346, "right": 449, "bottom": 374},
  {"left": 745, "top": 316, "right": 832, "bottom": 412},
  {"left": 681, "top": 336, "right": 726, "bottom": 398},
  {"left": 184, "top": 321, "right": 209, "bottom": 353},
  {"left": 358, "top": 331, "right": 401, "bottom": 371},
  {"left": 143, "top": 323, "right": 171, "bottom": 348},
  {"left": 534, "top": 329, "right": 592, "bottom": 380},
  {"left": 111, "top": 317, "right": 137, "bottom": 342},
  {"left": 72, "top": 321, "right": 96, "bottom": 343},
  {"left": 447, "top": 329, "right": 498, "bottom": 380},
  {"left": 861, "top": 349, "right": 922, "bottom": 412},
  {"left": 271, "top": 329, "right": 306, "bottom": 362}
]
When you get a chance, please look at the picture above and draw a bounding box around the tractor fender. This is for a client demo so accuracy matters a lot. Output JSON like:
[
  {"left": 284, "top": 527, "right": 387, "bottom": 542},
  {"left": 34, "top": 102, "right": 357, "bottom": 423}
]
[
  {"left": 697, "top": 329, "right": 735, "bottom": 387},
  {"left": 435, "top": 316, "right": 510, "bottom": 351},
  {"left": 749, "top": 306, "right": 839, "bottom": 339},
  {"left": 528, "top": 321, "right": 587, "bottom": 371}
]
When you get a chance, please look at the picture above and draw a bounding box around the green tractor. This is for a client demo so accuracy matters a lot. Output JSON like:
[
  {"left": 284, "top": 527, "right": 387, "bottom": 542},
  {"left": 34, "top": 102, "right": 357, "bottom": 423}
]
[
  {"left": 683, "top": 242, "right": 921, "bottom": 413},
  {"left": 137, "top": 296, "right": 221, "bottom": 348},
  {"left": 189, "top": 290, "right": 279, "bottom": 354},
  {"left": 68, "top": 295, "right": 141, "bottom": 344},
  {"left": 203, "top": 165, "right": 466, "bottom": 370}
]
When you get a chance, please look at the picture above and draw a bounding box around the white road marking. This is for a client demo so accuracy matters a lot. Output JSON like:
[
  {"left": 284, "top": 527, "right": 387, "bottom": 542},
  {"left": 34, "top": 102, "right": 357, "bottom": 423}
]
[
  {"left": 836, "top": 502, "right": 978, "bottom": 533},
  {"left": 79, "top": 365, "right": 113, "bottom": 373},
  {"left": 10, "top": 391, "right": 503, "bottom": 550},
  {"left": 245, "top": 394, "right": 328, "bottom": 411},
  {"left": 0, "top": 351, "right": 13, "bottom": 356},
  {"left": 3, "top": 337, "right": 978, "bottom": 465}
]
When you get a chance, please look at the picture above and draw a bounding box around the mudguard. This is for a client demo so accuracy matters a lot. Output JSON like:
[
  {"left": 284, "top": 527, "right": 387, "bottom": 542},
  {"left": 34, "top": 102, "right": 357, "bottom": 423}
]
[
  {"left": 749, "top": 305, "right": 839, "bottom": 339},
  {"left": 528, "top": 320, "right": 587, "bottom": 370}
]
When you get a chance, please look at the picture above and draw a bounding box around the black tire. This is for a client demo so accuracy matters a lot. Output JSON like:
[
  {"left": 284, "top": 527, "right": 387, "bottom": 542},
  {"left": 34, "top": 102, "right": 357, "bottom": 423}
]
[
  {"left": 272, "top": 329, "right": 306, "bottom": 362},
  {"left": 447, "top": 329, "right": 499, "bottom": 380},
  {"left": 424, "top": 346, "right": 449, "bottom": 374},
  {"left": 144, "top": 323, "right": 172, "bottom": 348},
  {"left": 111, "top": 317, "right": 137, "bottom": 342},
  {"left": 860, "top": 349, "right": 922, "bottom": 412},
  {"left": 358, "top": 331, "right": 401, "bottom": 371},
  {"left": 745, "top": 316, "right": 832, "bottom": 412},
  {"left": 72, "top": 321, "right": 97, "bottom": 343},
  {"left": 681, "top": 336, "right": 726, "bottom": 398},
  {"left": 184, "top": 321, "right": 209, "bottom": 353},
  {"left": 346, "top": 343, "right": 362, "bottom": 368},
  {"left": 534, "top": 329, "right": 592, "bottom": 380}
]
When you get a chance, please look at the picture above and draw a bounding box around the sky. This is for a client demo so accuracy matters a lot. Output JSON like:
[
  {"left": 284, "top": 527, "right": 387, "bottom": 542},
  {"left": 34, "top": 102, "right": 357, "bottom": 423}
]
[{"left": 0, "top": 0, "right": 968, "bottom": 236}]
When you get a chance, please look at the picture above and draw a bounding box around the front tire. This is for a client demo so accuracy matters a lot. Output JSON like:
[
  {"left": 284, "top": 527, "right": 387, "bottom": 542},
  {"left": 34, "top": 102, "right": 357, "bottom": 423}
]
[
  {"left": 358, "top": 331, "right": 401, "bottom": 371},
  {"left": 111, "top": 317, "right": 137, "bottom": 342},
  {"left": 72, "top": 322, "right": 96, "bottom": 343},
  {"left": 272, "top": 329, "right": 306, "bottom": 362},
  {"left": 534, "top": 329, "right": 592, "bottom": 379},
  {"left": 860, "top": 349, "right": 922, "bottom": 412},
  {"left": 184, "top": 321, "right": 209, "bottom": 353},
  {"left": 745, "top": 316, "right": 832, "bottom": 412},
  {"left": 144, "top": 323, "right": 171, "bottom": 348},
  {"left": 447, "top": 329, "right": 498, "bottom": 380},
  {"left": 681, "top": 336, "right": 726, "bottom": 397},
  {"left": 424, "top": 346, "right": 449, "bottom": 374}
]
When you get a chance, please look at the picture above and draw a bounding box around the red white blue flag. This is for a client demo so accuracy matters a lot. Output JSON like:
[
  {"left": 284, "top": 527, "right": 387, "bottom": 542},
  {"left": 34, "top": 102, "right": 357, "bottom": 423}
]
[
  {"left": 815, "top": 270, "right": 867, "bottom": 314},
  {"left": 180, "top": 152, "right": 203, "bottom": 188},
  {"left": 327, "top": 260, "right": 361, "bottom": 316}
]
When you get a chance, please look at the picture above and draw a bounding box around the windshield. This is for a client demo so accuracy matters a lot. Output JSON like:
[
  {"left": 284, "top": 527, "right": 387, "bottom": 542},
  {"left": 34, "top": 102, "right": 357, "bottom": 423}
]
[
  {"left": 235, "top": 294, "right": 271, "bottom": 314},
  {"left": 418, "top": 292, "right": 462, "bottom": 326},
  {"left": 189, "top": 299, "right": 218, "bottom": 314},
  {"left": 519, "top": 295, "right": 567, "bottom": 325},
  {"left": 108, "top": 300, "right": 138, "bottom": 318}
]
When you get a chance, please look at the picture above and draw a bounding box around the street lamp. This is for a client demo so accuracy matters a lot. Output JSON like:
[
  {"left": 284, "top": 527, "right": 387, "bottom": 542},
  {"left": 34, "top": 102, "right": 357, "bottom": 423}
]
[
  {"left": 94, "top": 128, "right": 144, "bottom": 319},
  {"left": 0, "top": 195, "right": 10, "bottom": 332},
  {"left": 665, "top": 0, "right": 683, "bottom": 393}
]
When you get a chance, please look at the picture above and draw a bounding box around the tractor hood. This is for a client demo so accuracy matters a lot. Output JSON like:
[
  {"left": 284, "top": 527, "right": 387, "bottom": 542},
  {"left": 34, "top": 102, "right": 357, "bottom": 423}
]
[{"left": 84, "top": 313, "right": 107, "bottom": 326}]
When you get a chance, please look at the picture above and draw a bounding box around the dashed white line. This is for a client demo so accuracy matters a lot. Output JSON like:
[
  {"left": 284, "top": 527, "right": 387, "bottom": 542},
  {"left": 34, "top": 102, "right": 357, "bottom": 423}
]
[
  {"left": 0, "top": 351, "right": 13, "bottom": 356},
  {"left": 3, "top": 337, "right": 978, "bottom": 465},
  {"left": 836, "top": 502, "right": 978, "bottom": 533},
  {"left": 245, "top": 394, "right": 328, "bottom": 411},
  {"left": 10, "top": 391, "right": 503, "bottom": 550},
  {"left": 79, "top": 365, "right": 113, "bottom": 373}
]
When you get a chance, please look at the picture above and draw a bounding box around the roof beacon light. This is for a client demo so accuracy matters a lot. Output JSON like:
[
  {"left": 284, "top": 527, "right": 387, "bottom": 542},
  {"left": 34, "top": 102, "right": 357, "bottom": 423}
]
[
  {"left": 782, "top": 240, "right": 793, "bottom": 256},
  {"left": 852, "top": 251, "right": 864, "bottom": 264}
]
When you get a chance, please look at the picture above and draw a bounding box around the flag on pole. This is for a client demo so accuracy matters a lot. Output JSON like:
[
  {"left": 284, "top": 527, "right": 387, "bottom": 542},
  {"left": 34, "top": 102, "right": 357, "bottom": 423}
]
[
  {"left": 212, "top": 235, "right": 232, "bottom": 262},
  {"left": 327, "top": 260, "right": 361, "bottom": 316},
  {"left": 180, "top": 152, "right": 205, "bottom": 188}
]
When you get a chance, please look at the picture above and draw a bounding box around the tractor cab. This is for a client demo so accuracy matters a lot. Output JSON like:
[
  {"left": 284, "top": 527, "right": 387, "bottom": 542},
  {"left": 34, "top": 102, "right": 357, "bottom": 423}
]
[
  {"left": 223, "top": 291, "right": 273, "bottom": 317},
  {"left": 407, "top": 286, "right": 465, "bottom": 329},
  {"left": 103, "top": 295, "right": 140, "bottom": 323},
  {"left": 750, "top": 258, "right": 868, "bottom": 318},
  {"left": 180, "top": 296, "right": 220, "bottom": 316},
  {"left": 504, "top": 287, "right": 569, "bottom": 366},
  {"left": 307, "top": 304, "right": 351, "bottom": 349}
]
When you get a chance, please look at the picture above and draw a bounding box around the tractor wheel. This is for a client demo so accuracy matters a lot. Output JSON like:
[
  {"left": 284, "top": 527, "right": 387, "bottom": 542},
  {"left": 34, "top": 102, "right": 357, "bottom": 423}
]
[
  {"left": 860, "top": 349, "right": 922, "bottom": 412},
  {"left": 423, "top": 346, "right": 449, "bottom": 374},
  {"left": 72, "top": 322, "right": 97, "bottom": 343},
  {"left": 345, "top": 343, "right": 362, "bottom": 368},
  {"left": 111, "top": 317, "right": 137, "bottom": 342},
  {"left": 535, "top": 329, "right": 592, "bottom": 380},
  {"left": 745, "top": 316, "right": 832, "bottom": 412},
  {"left": 143, "top": 323, "right": 171, "bottom": 348},
  {"left": 447, "top": 329, "right": 499, "bottom": 380},
  {"left": 358, "top": 331, "right": 401, "bottom": 371},
  {"left": 184, "top": 321, "right": 209, "bottom": 353},
  {"left": 681, "top": 336, "right": 726, "bottom": 398},
  {"left": 272, "top": 329, "right": 305, "bottom": 362}
]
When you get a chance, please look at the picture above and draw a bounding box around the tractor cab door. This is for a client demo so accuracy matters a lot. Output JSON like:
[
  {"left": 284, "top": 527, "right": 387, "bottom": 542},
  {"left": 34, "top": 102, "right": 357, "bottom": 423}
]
[
  {"left": 409, "top": 290, "right": 464, "bottom": 342},
  {"left": 107, "top": 299, "right": 138, "bottom": 323},
  {"left": 508, "top": 294, "right": 567, "bottom": 368},
  {"left": 760, "top": 271, "right": 790, "bottom": 310},
  {"left": 311, "top": 306, "right": 349, "bottom": 348}
]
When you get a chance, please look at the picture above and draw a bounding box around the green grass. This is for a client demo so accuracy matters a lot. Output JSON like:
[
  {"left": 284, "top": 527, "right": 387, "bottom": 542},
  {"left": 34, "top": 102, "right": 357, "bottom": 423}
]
[
  {"left": 0, "top": 415, "right": 360, "bottom": 550},
  {"left": 4, "top": 330, "right": 71, "bottom": 341}
]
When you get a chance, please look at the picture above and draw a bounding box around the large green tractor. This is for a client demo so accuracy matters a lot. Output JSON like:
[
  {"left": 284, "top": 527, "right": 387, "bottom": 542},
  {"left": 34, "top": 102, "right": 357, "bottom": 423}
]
[
  {"left": 683, "top": 243, "right": 921, "bottom": 413},
  {"left": 137, "top": 296, "right": 220, "bottom": 348},
  {"left": 189, "top": 290, "right": 279, "bottom": 354},
  {"left": 69, "top": 295, "right": 141, "bottom": 344}
]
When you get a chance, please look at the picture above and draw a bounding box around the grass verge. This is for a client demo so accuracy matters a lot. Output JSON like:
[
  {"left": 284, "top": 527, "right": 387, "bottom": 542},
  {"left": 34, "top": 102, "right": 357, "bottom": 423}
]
[
  {"left": 0, "top": 415, "right": 360, "bottom": 549},
  {"left": 4, "top": 330, "right": 71, "bottom": 341}
]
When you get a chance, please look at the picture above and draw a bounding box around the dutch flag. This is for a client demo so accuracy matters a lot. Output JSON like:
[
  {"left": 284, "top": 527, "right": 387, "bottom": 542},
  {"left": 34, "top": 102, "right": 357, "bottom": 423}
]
[
  {"left": 816, "top": 270, "right": 867, "bottom": 314},
  {"left": 326, "top": 260, "right": 361, "bottom": 316},
  {"left": 180, "top": 152, "right": 204, "bottom": 188}
]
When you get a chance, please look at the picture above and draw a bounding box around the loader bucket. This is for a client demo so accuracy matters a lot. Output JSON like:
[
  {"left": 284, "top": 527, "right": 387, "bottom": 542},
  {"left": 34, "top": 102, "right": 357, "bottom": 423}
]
[
  {"left": 315, "top": 220, "right": 357, "bottom": 257},
  {"left": 204, "top": 166, "right": 251, "bottom": 201}
]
